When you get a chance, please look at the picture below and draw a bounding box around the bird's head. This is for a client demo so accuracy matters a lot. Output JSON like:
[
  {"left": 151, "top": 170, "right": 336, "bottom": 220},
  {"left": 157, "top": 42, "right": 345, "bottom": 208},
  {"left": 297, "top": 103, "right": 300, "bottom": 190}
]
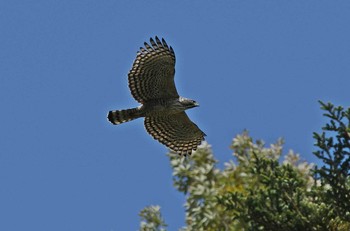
[{"left": 179, "top": 97, "right": 199, "bottom": 110}]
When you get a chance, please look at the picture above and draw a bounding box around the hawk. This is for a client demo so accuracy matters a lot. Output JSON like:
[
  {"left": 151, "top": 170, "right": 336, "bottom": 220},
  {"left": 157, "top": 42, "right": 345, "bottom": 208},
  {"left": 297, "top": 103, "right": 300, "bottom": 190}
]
[{"left": 107, "top": 36, "right": 205, "bottom": 155}]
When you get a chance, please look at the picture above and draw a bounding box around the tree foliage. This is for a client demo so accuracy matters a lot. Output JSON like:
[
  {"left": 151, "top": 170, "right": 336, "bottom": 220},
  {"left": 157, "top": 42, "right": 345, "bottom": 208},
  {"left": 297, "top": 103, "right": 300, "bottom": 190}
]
[
  {"left": 139, "top": 205, "right": 167, "bottom": 231},
  {"left": 313, "top": 101, "right": 350, "bottom": 227},
  {"left": 138, "top": 101, "right": 350, "bottom": 230}
]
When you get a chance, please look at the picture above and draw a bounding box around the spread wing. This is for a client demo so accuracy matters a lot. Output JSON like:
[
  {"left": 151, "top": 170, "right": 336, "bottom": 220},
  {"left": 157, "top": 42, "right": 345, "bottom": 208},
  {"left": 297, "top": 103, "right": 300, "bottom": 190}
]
[
  {"left": 144, "top": 112, "right": 206, "bottom": 155},
  {"left": 128, "top": 37, "right": 179, "bottom": 103}
]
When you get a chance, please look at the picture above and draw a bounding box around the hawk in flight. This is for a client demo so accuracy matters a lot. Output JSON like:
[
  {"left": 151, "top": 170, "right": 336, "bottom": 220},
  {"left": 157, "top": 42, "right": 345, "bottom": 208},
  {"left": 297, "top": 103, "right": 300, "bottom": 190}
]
[{"left": 107, "top": 36, "right": 205, "bottom": 155}]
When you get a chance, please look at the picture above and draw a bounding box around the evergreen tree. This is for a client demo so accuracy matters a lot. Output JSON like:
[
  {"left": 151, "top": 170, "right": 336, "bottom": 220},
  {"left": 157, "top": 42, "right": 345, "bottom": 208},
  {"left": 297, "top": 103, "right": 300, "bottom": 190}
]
[{"left": 138, "top": 101, "right": 350, "bottom": 230}]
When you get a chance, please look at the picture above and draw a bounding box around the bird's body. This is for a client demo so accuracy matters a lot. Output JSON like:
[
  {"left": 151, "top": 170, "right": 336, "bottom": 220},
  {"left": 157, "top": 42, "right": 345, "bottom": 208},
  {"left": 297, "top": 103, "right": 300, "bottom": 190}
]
[{"left": 108, "top": 37, "right": 205, "bottom": 155}]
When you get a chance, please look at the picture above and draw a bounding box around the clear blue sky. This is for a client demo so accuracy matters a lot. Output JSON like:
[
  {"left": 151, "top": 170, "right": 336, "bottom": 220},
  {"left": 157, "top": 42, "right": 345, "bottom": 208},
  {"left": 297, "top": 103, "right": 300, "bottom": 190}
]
[{"left": 1, "top": 1, "right": 349, "bottom": 230}]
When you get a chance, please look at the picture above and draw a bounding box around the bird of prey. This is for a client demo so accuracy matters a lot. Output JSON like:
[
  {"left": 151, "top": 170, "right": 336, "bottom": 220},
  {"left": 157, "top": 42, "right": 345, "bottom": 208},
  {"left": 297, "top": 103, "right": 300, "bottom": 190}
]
[{"left": 107, "top": 36, "right": 205, "bottom": 155}]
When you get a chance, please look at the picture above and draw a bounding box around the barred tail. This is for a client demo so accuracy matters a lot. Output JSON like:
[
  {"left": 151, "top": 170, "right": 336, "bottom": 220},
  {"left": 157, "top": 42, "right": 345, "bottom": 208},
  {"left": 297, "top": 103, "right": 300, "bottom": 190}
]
[{"left": 107, "top": 107, "right": 142, "bottom": 125}]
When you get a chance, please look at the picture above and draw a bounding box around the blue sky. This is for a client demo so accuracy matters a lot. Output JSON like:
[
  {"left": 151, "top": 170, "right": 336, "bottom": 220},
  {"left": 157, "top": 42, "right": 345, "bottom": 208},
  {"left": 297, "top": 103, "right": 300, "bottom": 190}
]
[{"left": 1, "top": 1, "right": 349, "bottom": 230}]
